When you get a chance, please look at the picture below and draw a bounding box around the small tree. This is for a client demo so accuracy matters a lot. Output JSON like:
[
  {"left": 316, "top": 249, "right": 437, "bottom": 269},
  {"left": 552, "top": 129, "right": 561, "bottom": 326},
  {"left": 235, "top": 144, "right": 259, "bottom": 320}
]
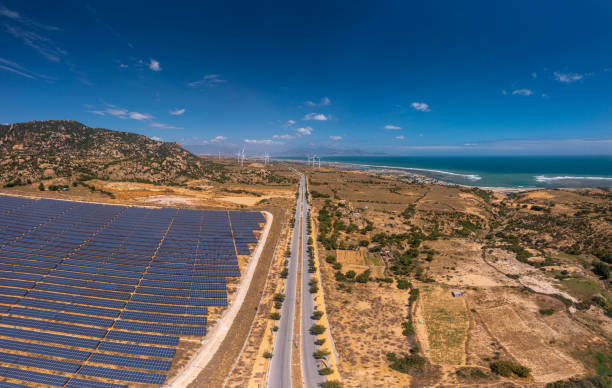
[{"left": 38, "top": 182, "right": 45, "bottom": 191}]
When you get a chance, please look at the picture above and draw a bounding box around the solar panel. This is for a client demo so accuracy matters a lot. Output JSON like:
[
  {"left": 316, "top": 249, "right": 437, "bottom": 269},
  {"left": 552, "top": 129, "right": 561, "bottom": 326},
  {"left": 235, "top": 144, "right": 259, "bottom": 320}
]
[
  {"left": 98, "top": 341, "right": 175, "bottom": 358},
  {"left": 9, "top": 306, "right": 114, "bottom": 327},
  {"left": 88, "top": 352, "right": 171, "bottom": 371},
  {"left": 0, "top": 365, "right": 68, "bottom": 386},
  {"left": 0, "top": 337, "right": 90, "bottom": 360},
  {"left": 0, "top": 195, "right": 265, "bottom": 385},
  {"left": 0, "top": 381, "right": 31, "bottom": 388},
  {"left": 78, "top": 365, "right": 166, "bottom": 384},
  {"left": 0, "top": 316, "right": 107, "bottom": 338},
  {"left": 106, "top": 330, "right": 179, "bottom": 346},
  {"left": 18, "top": 298, "right": 120, "bottom": 318},
  {"left": 64, "top": 378, "right": 127, "bottom": 388},
  {"left": 0, "top": 350, "right": 81, "bottom": 373}
]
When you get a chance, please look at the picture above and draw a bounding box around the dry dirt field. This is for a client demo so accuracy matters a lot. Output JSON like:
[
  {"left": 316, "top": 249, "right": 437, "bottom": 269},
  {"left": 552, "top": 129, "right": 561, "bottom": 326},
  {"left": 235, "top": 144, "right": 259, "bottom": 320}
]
[{"left": 307, "top": 165, "right": 612, "bottom": 387}]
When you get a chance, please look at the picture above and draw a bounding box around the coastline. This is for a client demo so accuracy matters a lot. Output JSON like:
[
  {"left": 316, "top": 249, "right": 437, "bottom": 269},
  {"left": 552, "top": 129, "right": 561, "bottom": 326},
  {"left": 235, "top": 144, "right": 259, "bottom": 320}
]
[{"left": 276, "top": 158, "right": 608, "bottom": 193}]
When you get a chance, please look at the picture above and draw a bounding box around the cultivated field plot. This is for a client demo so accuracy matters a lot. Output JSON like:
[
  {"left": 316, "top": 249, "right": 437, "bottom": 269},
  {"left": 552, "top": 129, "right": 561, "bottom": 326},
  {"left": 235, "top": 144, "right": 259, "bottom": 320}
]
[
  {"left": 418, "top": 285, "right": 469, "bottom": 365},
  {"left": 0, "top": 195, "right": 264, "bottom": 387},
  {"left": 478, "top": 305, "right": 584, "bottom": 383}
]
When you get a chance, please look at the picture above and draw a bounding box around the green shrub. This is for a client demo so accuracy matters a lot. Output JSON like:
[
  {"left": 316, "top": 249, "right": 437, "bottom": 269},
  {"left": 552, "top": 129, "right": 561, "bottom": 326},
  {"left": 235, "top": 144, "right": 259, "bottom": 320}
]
[
  {"left": 320, "top": 381, "right": 343, "bottom": 388},
  {"left": 539, "top": 308, "right": 555, "bottom": 316},
  {"left": 355, "top": 269, "right": 370, "bottom": 283},
  {"left": 386, "top": 352, "right": 426, "bottom": 373},
  {"left": 397, "top": 279, "right": 410, "bottom": 290},
  {"left": 315, "top": 338, "right": 326, "bottom": 346},
  {"left": 280, "top": 268, "right": 288, "bottom": 278},
  {"left": 490, "top": 360, "right": 531, "bottom": 378},
  {"left": 263, "top": 351, "right": 273, "bottom": 358},
  {"left": 345, "top": 270, "right": 356, "bottom": 279},
  {"left": 319, "top": 367, "right": 333, "bottom": 375},
  {"left": 270, "top": 312, "right": 281, "bottom": 320},
  {"left": 310, "top": 324, "right": 326, "bottom": 335},
  {"left": 314, "top": 349, "right": 331, "bottom": 359},
  {"left": 312, "top": 310, "right": 324, "bottom": 319},
  {"left": 325, "top": 255, "right": 337, "bottom": 264},
  {"left": 332, "top": 262, "right": 342, "bottom": 270},
  {"left": 401, "top": 321, "right": 414, "bottom": 336},
  {"left": 38, "top": 182, "right": 45, "bottom": 191},
  {"left": 274, "top": 293, "right": 285, "bottom": 303}
]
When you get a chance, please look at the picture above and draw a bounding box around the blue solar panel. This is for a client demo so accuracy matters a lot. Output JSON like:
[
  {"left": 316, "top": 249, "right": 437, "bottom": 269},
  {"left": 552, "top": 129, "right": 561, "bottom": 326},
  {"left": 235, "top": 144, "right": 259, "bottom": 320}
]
[
  {"left": 98, "top": 341, "right": 175, "bottom": 358},
  {"left": 0, "top": 381, "right": 31, "bottom": 388},
  {"left": 0, "top": 195, "right": 264, "bottom": 386},
  {"left": 0, "top": 316, "right": 107, "bottom": 338},
  {"left": 0, "top": 365, "right": 68, "bottom": 386},
  {"left": 64, "top": 378, "right": 126, "bottom": 388},
  {"left": 106, "top": 330, "right": 178, "bottom": 346},
  {"left": 18, "top": 298, "right": 120, "bottom": 318},
  {"left": 0, "top": 350, "right": 80, "bottom": 373},
  {"left": 89, "top": 352, "right": 171, "bottom": 371},
  {"left": 120, "top": 310, "right": 207, "bottom": 324},
  {"left": 0, "top": 338, "right": 90, "bottom": 360},
  {"left": 78, "top": 365, "right": 166, "bottom": 385},
  {"left": 9, "top": 307, "right": 114, "bottom": 327}
]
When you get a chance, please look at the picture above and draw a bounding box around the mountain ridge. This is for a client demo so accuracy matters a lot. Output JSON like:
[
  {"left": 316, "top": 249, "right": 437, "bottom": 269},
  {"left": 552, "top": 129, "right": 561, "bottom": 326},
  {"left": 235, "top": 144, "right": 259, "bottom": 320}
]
[{"left": 0, "top": 120, "right": 224, "bottom": 185}]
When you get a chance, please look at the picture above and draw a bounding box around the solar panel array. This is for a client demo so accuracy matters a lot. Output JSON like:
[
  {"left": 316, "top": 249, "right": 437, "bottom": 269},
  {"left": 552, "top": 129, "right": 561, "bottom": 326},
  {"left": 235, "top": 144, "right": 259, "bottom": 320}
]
[{"left": 0, "top": 195, "right": 264, "bottom": 387}]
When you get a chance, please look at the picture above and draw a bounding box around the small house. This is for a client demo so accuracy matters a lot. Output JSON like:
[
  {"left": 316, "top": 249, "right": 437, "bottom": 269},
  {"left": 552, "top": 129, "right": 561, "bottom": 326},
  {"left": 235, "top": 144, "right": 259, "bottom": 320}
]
[{"left": 452, "top": 290, "right": 465, "bottom": 297}]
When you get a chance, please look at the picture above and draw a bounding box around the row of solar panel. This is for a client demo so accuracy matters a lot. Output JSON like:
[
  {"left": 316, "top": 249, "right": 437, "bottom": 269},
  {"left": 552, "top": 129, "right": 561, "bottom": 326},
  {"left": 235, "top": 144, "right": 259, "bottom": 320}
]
[
  {"left": 0, "top": 326, "right": 176, "bottom": 356},
  {"left": 13, "top": 297, "right": 208, "bottom": 317}
]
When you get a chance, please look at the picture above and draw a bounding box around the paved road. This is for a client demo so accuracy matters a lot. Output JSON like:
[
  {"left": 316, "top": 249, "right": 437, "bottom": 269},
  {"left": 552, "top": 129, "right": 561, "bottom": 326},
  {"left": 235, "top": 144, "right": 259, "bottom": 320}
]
[
  {"left": 268, "top": 172, "right": 306, "bottom": 388},
  {"left": 300, "top": 179, "right": 325, "bottom": 388}
]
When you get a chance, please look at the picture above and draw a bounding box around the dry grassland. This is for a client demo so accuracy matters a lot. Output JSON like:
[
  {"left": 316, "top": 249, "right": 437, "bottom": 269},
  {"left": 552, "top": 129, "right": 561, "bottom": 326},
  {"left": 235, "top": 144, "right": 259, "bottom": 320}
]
[{"left": 418, "top": 284, "right": 469, "bottom": 366}]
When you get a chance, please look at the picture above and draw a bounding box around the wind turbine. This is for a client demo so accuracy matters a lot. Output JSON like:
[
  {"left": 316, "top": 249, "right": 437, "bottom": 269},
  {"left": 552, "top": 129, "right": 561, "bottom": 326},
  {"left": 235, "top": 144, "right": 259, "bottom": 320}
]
[
  {"left": 264, "top": 152, "right": 270, "bottom": 165},
  {"left": 240, "top": 147, "right": 246, "bottom": 168}
]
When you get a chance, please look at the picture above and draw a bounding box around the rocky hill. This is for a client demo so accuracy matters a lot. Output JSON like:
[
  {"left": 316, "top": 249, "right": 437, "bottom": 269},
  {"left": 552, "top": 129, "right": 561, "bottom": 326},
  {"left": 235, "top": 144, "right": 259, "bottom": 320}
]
[{"left": 0, "top": 120, "right": 224, "bottom": 185}]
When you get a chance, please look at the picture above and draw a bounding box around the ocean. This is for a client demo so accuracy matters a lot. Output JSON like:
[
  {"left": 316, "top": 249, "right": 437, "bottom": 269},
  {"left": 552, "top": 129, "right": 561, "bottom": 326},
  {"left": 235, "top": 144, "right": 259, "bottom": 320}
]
[{"left": 281, "top": 156, "right": 612, "bottom": 188}]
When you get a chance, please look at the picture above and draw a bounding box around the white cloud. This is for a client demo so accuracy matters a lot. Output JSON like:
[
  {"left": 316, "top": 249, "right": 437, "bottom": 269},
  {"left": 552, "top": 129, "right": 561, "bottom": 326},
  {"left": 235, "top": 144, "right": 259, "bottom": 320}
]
[
  {"left": 531, "top": 72, "right": 538, "bottom": 78},
  {"left": 148, "top": 59, "right": 162, "bottom": 72},
  {"left": 0, "top": 5, "right": 20, "bottom": 19},
  {"left": 87, "top": 106, "right": 154, "bottom": 121},
  {"left": 151, "top": 136, "right": 163, "bottom": 142},
  {"left": 170, "top": 108, "right": 186, "bottom": 115},
  {"left": 201, "top": 135, "right": 228, "bottom": 144},
  {"left": 396, "top": 135, "right": 405, "bottom": 140},
  {"left": 244, "top": 139, "right": 280, "bottom": 145},
  {"left": 303, "top": 113, "right": 329, "bottom": 121},
  {"left": 129, "top": 112, "right": 154, "bottom": 120},
  {"left": 329, "top": 135, "right": 342, "bottom": 141},
  {"left": 119, "top": 63, "right": 128, "bottom": 69},
  {"left": 295, "top": 126, "right": 313, "bottom": 136},
  {"left": 553, "top": 71, "right": 584, "bottom": 83},
  {"left": 150, "top": 122, "right": 183, "bottom": 129},
  {"left": 284, "top": 119, "right": 296, "bottom": 128},
  {"left": 502, "top": 90, "right": 508, "bottom": 95},
  {"left": 0, "top": 58, "right": 35, "bottom": 79},
  {"left": 273, "top": 134, "right": 294, "bottom": 140},
  {"left": 305, "top": 96, "right": 331, "bottom": 107},
  {"left": 384, "top": 124, "right": 401, "bottom": 130},
  {"left": 512, "top": 88, "right": 533, "bottom": 96},
  {"left": 188, "top": 74, "right": 226, "bottom": 87},
  {"left": 411, "top": 102, "right": 430, "bottom": 112}
]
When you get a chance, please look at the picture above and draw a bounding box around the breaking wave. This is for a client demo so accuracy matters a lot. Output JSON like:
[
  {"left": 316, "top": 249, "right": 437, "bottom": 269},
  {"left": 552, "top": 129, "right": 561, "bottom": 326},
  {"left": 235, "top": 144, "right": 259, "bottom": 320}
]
[{"left": 534, "top": 175, "right": 612, "bottom": 182}]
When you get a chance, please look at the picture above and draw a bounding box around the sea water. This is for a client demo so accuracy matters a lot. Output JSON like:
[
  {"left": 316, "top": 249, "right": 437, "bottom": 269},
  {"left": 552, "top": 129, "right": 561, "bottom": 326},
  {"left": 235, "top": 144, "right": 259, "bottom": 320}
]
[{"left": 283, "top": 156, "right": 612, "bottom": 188}]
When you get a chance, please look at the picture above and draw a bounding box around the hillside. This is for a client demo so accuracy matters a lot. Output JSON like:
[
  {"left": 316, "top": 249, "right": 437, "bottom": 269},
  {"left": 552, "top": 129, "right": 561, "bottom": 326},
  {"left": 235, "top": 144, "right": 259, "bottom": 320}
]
[{"left": 0, "top": 120, "right": 225, "bottom": 185}]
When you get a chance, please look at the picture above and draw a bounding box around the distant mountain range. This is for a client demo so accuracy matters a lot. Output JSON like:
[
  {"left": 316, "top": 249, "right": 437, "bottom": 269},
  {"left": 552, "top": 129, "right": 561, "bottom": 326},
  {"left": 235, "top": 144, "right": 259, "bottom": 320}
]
[{"left": 0, "top": 120, "right": 224, "bottom": 185}]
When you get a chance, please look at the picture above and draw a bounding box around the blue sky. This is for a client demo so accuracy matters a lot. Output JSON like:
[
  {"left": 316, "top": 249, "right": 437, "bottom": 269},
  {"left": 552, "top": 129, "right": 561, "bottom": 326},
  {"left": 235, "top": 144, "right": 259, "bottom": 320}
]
[{"left": 1, "top": 1, "right": 611, "bottom": 155}]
